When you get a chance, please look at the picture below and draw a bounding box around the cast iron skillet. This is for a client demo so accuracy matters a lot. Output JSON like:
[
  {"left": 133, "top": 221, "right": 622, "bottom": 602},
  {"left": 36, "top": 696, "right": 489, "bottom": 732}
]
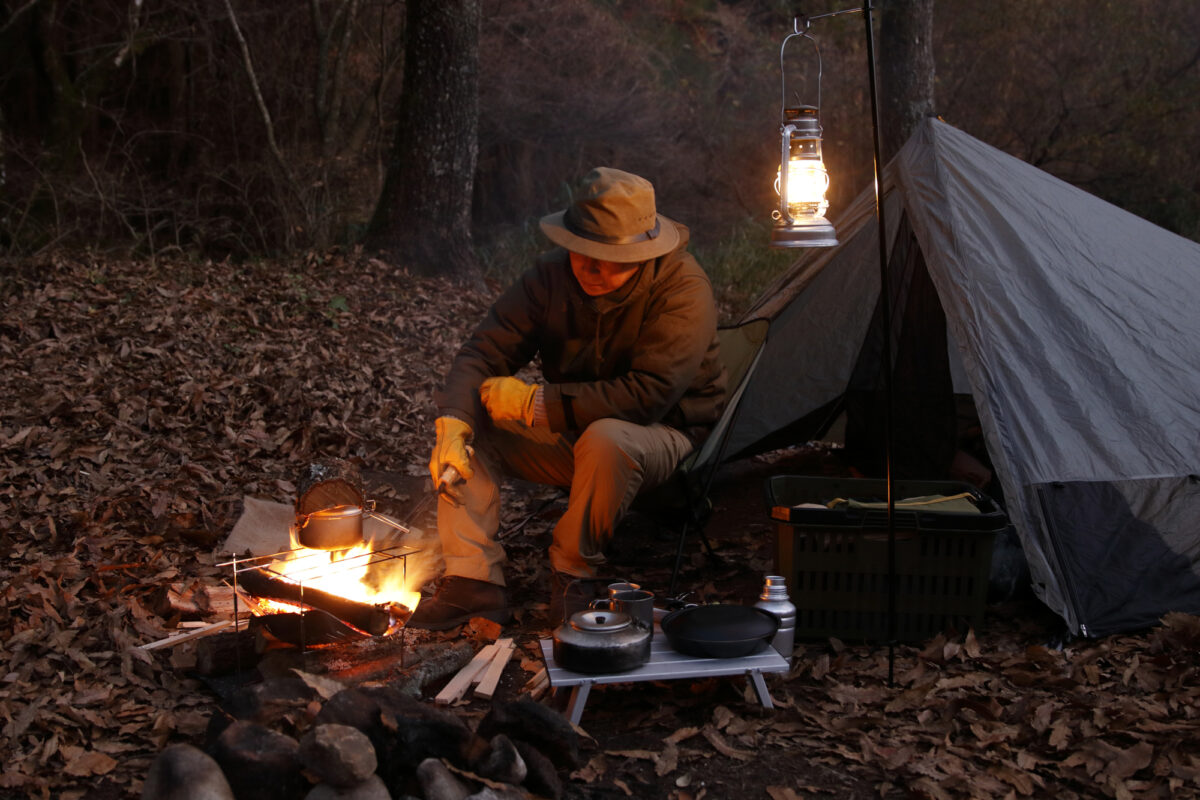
[{"left": 660, "top": 604, "right": 779, "bottom": 658}]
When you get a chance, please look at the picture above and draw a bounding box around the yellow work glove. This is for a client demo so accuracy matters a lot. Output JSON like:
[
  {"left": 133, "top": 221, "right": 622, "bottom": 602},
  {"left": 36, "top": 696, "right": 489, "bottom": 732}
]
[
  {"left": 429, "top": 417, "right": 474, "bottom": 502},
  {"left": 479, "top": 376, "right": 539, "bottom": 427}
]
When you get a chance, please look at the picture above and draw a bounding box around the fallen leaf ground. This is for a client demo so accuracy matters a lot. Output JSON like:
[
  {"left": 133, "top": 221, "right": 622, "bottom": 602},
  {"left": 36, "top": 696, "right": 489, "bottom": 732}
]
[{"left": 1, "top": 252, "right": 1198, "bottom": 799}]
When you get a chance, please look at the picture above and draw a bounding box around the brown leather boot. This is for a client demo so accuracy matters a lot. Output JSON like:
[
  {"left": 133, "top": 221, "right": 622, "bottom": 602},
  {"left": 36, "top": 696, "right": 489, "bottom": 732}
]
[{"left": 408, "top": 576, "right": 511, "bottom": 631}]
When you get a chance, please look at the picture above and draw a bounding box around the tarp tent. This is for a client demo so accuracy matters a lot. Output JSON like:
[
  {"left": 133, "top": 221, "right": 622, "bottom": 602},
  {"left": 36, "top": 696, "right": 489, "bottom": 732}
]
[{"left": 729, "top": 117, "right": 1200, "bottom": 638}]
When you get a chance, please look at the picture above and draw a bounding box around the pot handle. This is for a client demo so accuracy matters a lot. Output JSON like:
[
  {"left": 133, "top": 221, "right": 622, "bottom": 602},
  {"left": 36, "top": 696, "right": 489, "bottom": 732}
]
[{"left": 363, "top": 511, "right": 411, "bottom": 536}]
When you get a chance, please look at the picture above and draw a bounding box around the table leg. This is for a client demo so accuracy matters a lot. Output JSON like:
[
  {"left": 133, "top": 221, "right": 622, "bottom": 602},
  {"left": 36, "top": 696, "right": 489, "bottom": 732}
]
[
  {"left": 566, "top": 682, "right": 592, "bottom": 725},
  {"left": 747, "top": 670, "right": 774, "bottom": 710}
]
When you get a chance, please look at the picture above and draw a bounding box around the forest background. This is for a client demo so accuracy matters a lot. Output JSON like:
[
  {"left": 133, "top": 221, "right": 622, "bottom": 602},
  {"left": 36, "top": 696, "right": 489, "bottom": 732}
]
[{"left": 3, "top": 0, "right": 1199, "bottom": 305}]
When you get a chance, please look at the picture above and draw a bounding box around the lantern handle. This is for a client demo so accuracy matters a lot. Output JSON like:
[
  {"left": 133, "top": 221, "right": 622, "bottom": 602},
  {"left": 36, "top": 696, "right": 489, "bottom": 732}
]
[{"left": 780, "top": 16, "right": 822, "bottom": 124}]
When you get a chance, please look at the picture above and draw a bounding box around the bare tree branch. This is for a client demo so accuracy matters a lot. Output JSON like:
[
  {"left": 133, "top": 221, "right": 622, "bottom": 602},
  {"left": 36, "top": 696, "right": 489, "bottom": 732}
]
[
  {"left": 220, "top": 0, "right": 297, "bottom": 189},
  {"left": 0, "top": 0, "right": 42, "bottom": 36}
]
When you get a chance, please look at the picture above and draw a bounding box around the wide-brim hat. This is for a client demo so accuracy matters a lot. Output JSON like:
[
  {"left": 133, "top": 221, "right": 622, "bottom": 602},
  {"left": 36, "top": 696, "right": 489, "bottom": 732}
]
[{"left": 539, "top": 167, "right": 681, "bottom": 262}]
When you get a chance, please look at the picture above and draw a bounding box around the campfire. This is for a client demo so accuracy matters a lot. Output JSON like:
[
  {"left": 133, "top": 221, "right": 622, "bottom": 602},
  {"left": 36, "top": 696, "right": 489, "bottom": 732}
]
[
  {"left": 223, "top": 459, "right": 425, "bottom": 648},
  {"left": 225, "top": 540, "right": 419, "bottom": 646}
]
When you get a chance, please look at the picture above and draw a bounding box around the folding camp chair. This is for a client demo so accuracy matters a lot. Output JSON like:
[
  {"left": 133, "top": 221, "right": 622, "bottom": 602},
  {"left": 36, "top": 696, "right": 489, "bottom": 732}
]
[{"left": 634, "top": 318, "right": 770, "bottom": 595}]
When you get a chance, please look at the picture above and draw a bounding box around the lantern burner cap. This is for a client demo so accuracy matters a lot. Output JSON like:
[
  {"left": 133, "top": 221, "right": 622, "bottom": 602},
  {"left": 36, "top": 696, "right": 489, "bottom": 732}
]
[{"left": 783, "top": 105, "right": 821, "bottom": 133}]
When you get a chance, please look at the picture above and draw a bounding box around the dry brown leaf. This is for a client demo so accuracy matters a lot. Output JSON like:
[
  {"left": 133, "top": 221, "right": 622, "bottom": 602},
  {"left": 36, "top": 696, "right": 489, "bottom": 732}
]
[
  {"left": 920, "top": 633, "right": 949, "bottom": 661},
  {"left": 1048, "top": 721, "right": 1073, "bottom": 750},
  {"left": 826, "top": 684, "right": 889, "bottom": 709},
  {"left": 655, "top": 743, "right": 679, "bottom": 777},
  {"left": 606, "top": 749, "right": 658, "bottom": 761},
  {"left": 570, "top": 754, "right": 608, "bottom": 783},
  {"left": 62, "top": 749, "right": 118, "bottom": 777},
  {"left": 766, "top": 787, "right": 804, "bottom": 800},
  {"left": 963, "top": 628, "right": 981, "bottom": 658},
  {"left": 969, "top": 721, "right": 1021, "bottom": 747},
  {"left": 701, "top": 725, "right": 755, "bottom": 761},
  {"left": 989, "top": 763, "right": 1036, "bottom": 795},
  {"left": 934, "top": 672, "right": 991, "bottom": 691},
  {"left": 1107, "top": 776, "right": 1134, "bottom": 800},
  {"left": 884, "top": 679, "right": 936, "bottom": 713},
  {"left": 665, "top": 726, "right": 701, "bottom": 745},
  {"left": 710, "top": 704, "right": 735, "bottom": 730},
  {"left": 810, "top": 653, "right": 831, "bottom": 680},
  {"left": 1030, "top": 700, "right": 1056, "bottom": 732},
  {"left": 1101, "top": 741, "right": 1155, "bottom": 781},
  {"left": 898, "top": 658, "right": 928, "bottom": 686},
  {"left": 908, "top": 776, "right": 954, "bottom": 800}
]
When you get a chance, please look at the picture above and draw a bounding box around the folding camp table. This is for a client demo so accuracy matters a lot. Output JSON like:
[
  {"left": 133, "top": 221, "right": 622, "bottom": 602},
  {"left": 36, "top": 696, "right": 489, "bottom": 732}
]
[{"left": 539, "top": 630, "right": 789, "bottom": 725}]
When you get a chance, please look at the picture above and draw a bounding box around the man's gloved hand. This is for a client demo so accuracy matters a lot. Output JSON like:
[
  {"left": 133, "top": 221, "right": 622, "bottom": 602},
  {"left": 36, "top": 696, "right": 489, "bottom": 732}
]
[
  {"left": 429, "top": 417, "right": 474, "bottom": 503},
  {"left": 480, "top": 376, "right": 539, "bottom": 427}
]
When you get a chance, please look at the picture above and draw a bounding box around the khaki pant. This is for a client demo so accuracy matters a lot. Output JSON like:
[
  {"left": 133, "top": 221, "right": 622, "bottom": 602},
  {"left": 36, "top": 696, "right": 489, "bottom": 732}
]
[{"left": 438, "top": 418, "right": 694, "bottom": 585}]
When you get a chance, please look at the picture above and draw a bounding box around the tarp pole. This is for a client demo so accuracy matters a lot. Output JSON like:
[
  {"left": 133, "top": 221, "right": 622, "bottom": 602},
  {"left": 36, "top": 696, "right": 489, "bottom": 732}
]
[{"left": 862, "top": 2, "right": 898, "bottom": 685}]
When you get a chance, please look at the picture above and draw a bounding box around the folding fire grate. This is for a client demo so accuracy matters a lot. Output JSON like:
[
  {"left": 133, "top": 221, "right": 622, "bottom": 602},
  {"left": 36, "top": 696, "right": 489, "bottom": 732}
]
[{"left": 220, "top": 540, "right": 421, "bottom": 655}]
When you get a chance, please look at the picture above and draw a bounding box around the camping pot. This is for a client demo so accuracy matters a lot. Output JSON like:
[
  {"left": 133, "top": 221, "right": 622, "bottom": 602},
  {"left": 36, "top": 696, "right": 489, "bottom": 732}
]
[
  {"left": 552, "top": 609, "right": 652, "bottom": 674},
  {"left": 297, "top": 504, "right": 365, "bottom": 550},
  {"left": 296, "top": 501, "right": 413, "bottom": 550}
]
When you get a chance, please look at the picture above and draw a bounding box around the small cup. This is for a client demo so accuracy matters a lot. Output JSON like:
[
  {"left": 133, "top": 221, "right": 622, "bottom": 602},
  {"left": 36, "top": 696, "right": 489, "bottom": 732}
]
[{"left": 592, "top": 589, "right": 654, "bottom": 630}]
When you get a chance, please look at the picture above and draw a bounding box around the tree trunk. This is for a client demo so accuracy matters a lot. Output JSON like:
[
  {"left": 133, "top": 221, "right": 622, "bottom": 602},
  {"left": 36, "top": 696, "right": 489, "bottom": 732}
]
[
  {"left": 880, "top": 0, "right": 935, "bottom": 163},
  {"left": 368, "top": 0, "right": 479, "bottom": 277}
]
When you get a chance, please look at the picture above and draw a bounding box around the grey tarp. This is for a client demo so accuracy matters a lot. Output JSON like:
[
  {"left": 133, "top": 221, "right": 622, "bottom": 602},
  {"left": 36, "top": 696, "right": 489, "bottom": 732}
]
[{"left": 730, "top": 118, "right": 1200, "bottom": 636}]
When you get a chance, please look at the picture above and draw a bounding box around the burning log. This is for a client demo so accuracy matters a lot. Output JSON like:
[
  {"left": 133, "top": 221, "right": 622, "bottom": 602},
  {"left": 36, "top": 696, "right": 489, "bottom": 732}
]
[
  {"left": 251, "top": 610, "right": 366, "bottom": 647},
  {"left": 236, "top": 567, "right": 393, "bottom": 636}
]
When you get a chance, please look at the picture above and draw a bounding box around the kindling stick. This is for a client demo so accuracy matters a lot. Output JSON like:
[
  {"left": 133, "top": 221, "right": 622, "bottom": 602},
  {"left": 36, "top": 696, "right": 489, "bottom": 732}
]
[
  {"left": 139, "top": 619, "right": 235, "bottom": 650},
  {"left": 435, "top": 642, "right": 500, "bottom": 704},
  {"left": 474, "top": 638, "right": 515, "bottom": 699}
]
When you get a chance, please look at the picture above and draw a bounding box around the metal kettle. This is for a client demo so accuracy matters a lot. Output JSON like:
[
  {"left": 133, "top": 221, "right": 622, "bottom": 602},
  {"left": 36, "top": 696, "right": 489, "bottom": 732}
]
[{"left": 552, "top": 609, "right": 652, "bottom": 674}]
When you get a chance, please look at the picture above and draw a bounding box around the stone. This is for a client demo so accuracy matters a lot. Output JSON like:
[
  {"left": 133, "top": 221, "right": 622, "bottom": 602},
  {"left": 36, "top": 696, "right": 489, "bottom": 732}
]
[
  {"left": 416, "top": 758, "right": 472, "bottom": 800},
  {"left": 512, "top": 740, "right": 562, "bottom": 800},
  {"left": 300, "top": 723, "right": 378, "bottom": 788},
  {"left": 141, "top": 744, "right": 235, "bottom": 800},
  {"left": 304, "top": 773, "right": 392, "bottom": 800},
  {"left": 211, "top": 720, "right": 304, "bottom": 800},
  {"left": 468, "top": 735, "right": 525, "bottom": 786},
  {"left": 318, "top": 686, "right": 472, "bottom": 791},
  {"left": 207, "top": 675, "right": 323, "bottom": 743},
  {"left": 476, "top": 698, "right": 582, "bottom": 770}
]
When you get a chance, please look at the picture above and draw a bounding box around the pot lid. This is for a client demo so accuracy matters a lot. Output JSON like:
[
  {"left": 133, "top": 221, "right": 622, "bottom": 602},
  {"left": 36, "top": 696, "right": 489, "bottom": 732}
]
[
  {"left": 309, "top": 504, "right": 363, "bottom": 519},
  {"left": 570, "top": 609, "right": 632, "bottom": 632}
]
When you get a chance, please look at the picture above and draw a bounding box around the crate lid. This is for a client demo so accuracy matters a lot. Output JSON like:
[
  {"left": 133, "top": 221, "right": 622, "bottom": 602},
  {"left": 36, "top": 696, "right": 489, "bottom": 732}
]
[{"left": 765, "top": 475, "right": 1009, "bottom": 532}]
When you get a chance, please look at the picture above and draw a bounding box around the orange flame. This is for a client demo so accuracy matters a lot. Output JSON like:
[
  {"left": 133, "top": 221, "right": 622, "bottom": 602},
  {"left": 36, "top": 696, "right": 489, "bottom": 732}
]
[{"left": 268, "top": 533, "right": 422, "bottom": 613}]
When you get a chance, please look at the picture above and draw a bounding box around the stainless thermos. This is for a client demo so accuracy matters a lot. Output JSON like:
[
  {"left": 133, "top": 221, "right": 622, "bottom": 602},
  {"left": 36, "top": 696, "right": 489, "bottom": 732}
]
[{"left": 754, "top": 574, "right": 797, "bottom": 657}]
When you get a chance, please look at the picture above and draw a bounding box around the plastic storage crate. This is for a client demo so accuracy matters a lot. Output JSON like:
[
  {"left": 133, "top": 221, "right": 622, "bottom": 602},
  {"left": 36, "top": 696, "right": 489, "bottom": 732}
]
[{"left": 764, "top": 475, "right": 1008, "bottom": 643}]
